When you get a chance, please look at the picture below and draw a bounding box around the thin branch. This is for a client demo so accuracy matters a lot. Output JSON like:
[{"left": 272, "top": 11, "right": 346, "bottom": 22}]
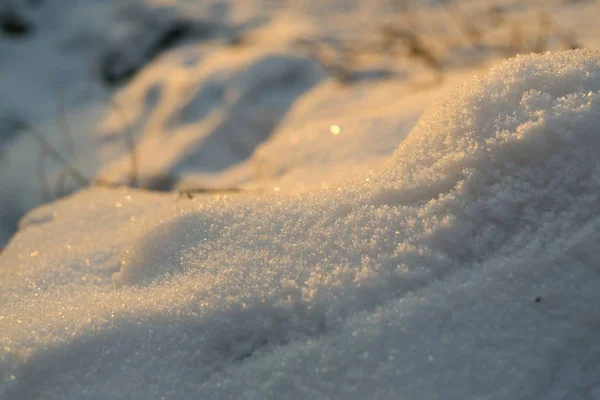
[
  {"left": 381, "top": 25, "right": 443, "bottom": 75},
  {"left": 178, "top": 187, "right": 242, "bottom": 200},
  {"left": 54, "top": 165, "right": 71, "bottom": 198},
  {"left": 81, "top": 62, "right": 139, "bottom": 188},
  {"left": 56, "top": 87, "right": 75, "bottom": 156},
  {"left": 1, "top": 113, "right": 97, "bottom": 191},
  {"left": 15, "top": 117, "right": 90, "bottom": 188},
  {"left": 107, "top": 95, "right": 138, "bottom": 188},
  {"left": 36, "top": 149, "right": 53, "bottom": 201}
]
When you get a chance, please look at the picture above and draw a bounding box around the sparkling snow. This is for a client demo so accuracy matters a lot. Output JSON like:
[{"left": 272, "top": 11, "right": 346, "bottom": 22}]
[{"left": 2, "top": 48, "right": 600, "bottom": 399}]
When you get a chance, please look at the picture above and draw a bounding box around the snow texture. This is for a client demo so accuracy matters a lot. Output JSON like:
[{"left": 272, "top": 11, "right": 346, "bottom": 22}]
[{"left": 2, "top": 49, "right": 600, "bottom": 399}]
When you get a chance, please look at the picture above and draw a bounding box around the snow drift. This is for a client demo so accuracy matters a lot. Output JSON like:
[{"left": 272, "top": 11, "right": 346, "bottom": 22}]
[{"left": 2, "top": 50, "right": 600, "bottom": 399}]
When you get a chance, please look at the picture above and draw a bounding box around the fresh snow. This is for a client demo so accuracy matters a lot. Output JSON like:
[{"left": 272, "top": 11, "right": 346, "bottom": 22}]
[{"left": 2, "top": 48, "right": 600, "bottom": 399}]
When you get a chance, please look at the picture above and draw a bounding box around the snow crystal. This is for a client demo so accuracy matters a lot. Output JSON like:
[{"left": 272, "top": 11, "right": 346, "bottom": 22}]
[{"left": 2, "top": 50, "right": 600, "bottom": 399}]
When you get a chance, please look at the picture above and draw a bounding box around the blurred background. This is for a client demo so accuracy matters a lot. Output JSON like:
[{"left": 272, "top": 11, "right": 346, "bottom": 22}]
[{"left": 0, "top": 0, "right": 597, "bottom": 245}]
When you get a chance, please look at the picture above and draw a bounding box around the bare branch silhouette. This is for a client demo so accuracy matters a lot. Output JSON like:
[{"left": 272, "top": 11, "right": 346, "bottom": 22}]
[
  {"left": 35, "top": 148, "right": 53, "bottom": 201},
  {"left": 297, "top": 0, "right": 582, "bottom": 89},
  {"left": 0, "top": 113, "right": 120, "bottom": 193},
  {"left": 54, "top": 166, "right": 72, "bottom": 199},
  {"left": 12, "top": 116, "right": 89, "bottom": 187},
  {"left": 56, "top": 87, "right": 75, "bottom": 156},
  {"left": 107, "top": 95, "right": 139, "bottom": 188},
  {"left": 178, "top": 187, "right": 242, "bottom": 200}
]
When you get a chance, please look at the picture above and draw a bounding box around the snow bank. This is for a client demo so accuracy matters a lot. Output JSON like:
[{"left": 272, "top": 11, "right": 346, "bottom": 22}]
[
  {"left": 98, "top": 51, "right": 325, "bottom": 190},
  {"left": 2, "top": 50, "right": 600, "bottom": 399},
  {"left": 0, "top": 0, "right": 285, "bottom": 242},
  {"left": 0, "top": 0, "right": 196, "bottom": 242}
]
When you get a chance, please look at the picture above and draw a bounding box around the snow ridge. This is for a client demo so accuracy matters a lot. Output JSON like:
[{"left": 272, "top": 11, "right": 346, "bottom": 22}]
[{"left": 2, "top": 50, "right": 600, "bottom": 399}]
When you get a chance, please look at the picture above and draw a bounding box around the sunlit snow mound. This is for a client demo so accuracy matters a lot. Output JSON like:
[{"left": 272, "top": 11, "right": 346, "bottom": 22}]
[{"left": 2, "top": 50, "right": 600, "bottom": 399}]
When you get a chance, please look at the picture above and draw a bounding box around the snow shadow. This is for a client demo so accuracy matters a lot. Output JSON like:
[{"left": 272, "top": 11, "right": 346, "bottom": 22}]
[
  {"left": 100, "top": 3, "right": 269, "bottom": 86},
  {"left": 150, "top": 54, "right": 325, "bottom": 189},
  {"left": 2, "top": 290, "right": 328, "bottom": 400},
  {"left": 100, "top": 18, "right": 225, "bottom": 86},
  {"left": 111, "top": 212, "right": 227, "bottom": 288}
]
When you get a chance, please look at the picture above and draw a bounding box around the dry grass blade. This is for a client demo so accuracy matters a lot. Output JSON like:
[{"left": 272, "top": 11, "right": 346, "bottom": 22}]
[
  {"left": 36, "top": 148, "right": 53, "bottom": 201},
  {"left": 178, "top": 187, "right": 243, "bottom": 200},
  {"left": 54, "top": 166, "right": 72, "bottom": 199},
  {"left": 18, "top": 118, "right": 89, "bottom": 187},
  {"left": 56, "top": 87, "right": 75, "bottom": 156},
  {"left": 107, "top": 95, "right": 139, "bottom": 188}
]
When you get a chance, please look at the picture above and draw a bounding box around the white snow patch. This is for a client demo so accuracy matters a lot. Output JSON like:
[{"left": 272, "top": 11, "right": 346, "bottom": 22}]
[
  {"left": 2, "top": 49, "right": 600, "bottom": 399},
  {"left": 98, "top": 51, "right": 326, "bottom": 189}
]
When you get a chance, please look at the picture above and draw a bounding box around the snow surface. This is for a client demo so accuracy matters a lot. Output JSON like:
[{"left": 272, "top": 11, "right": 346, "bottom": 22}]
[
  {"left": 2, "top": 49, "right": 600, "bottom": 399},
  {"left": 3, "top": 0, "right": 599, "bottom": 241},
  {"left": 1, "top": 0, "right": 444, "bottom": 240}
]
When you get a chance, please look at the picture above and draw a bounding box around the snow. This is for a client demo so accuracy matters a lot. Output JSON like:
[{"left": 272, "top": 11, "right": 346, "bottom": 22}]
[
  {"left": 3, "top": 0, "right": 600, "bottom": 398},
  {"left": 4, "top": 0, "right": 599, "bottom": 237},
  {"left": 98, "top": 51, "right": 326, "bottom": 190},
  {"left": 2, "top": 47, "right": 600, "bottom": 399}
]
